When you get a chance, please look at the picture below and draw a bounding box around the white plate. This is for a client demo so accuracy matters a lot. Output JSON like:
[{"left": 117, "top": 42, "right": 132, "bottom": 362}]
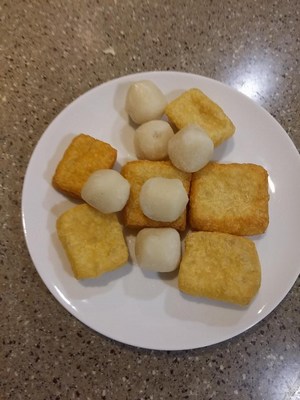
[{"left": 22, "top": 71, "right": 300, "bottom": 350}]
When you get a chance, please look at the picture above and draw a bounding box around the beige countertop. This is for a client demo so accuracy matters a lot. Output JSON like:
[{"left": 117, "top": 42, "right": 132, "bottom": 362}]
[{"left": 1, "top": 0, "right": 299, "bottom": 399}]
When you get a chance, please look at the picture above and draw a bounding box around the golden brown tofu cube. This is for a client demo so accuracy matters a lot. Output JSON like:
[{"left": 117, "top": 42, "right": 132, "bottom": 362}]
[
  {"left": 57, "top": 204, "right": 128, "bottom": 279},
  {"left": 53, "top": 134, "right": 117, "bottom": 198},
  {"left": 178, "top": 231, "right": 261, "bottom": 306},
  {"left": 189, "top": 162, "right": 269, "bottom": 235},
  {"left": 165, "top": 88, "right": 235, "bottom": 146},
  {"left": 121, "top": 160, "right": 191, "bottom": 231}
]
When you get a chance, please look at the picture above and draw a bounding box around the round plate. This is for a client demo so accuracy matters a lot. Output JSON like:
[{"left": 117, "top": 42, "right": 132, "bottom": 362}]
[{"left": 22, "top": 71, "right": 300, "bottom": 350}]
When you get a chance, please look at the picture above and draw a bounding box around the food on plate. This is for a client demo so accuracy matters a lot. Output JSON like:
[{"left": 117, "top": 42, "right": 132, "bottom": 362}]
[
  {"left": 167, "top": 124, "right": 214, "bottom": 172},
  {"left": 52, "top": 134, "right": 117, "bottom": 198},
  {"left": 81, "top": 169, "right": 130, "bottom": 214},
  {"left": 189, "top": 162, "right": 269, "bottom": 235},
  {"left": 165, "top": 88, "right": 235, "bottom": 146},
  {"left": 125, "top": 80, "right": 167, "bottom": 124},
  {"left": 57, "top": 204, "right": 128, "bottom": 279},
  {"left": 121, "top": 160, "right": 191, "bottom": 231},
  {"left": 140, "top": 177, "right": 188, "bottom": 222},
  {"left": 135, "top": 228, "right": 181, "bottom": 272},
  {"left": 135, "top": 120, "right": 174, "bottom": 160},
  {"left": 178, "top": 231, "right": 261, "bottom": 306},
  {"left": 51, "top": 79, "right": 269, "bottom": 314}
]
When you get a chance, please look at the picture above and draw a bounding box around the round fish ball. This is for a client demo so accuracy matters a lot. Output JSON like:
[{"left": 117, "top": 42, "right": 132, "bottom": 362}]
[
  {"left": 135, "top": 228, "right": 181, "bottom": 272},
  {"left": 168, "top": 124, "right": 214, "bottom": 173},
  {"left": 135, "top": 120, "right": 174, "bottom": 160},
  {"left": 139, "top": 177, "right": 188, "bottom": 222},
  {"left": 125, "top": 80, "right": 167, "bottom": 124},
  {"left": 81, "top": 169, "right": 130, "bottom": 214}
]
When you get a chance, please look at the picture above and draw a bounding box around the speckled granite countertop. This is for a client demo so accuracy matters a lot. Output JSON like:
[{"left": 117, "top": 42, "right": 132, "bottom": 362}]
[{"left": 1, "top": 0, "right": 300, "bottom": 399}]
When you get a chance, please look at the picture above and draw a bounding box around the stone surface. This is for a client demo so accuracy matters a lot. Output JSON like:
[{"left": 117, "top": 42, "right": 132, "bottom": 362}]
[{"left": 1, "top": 0, "right": 299, "bottom": 399}]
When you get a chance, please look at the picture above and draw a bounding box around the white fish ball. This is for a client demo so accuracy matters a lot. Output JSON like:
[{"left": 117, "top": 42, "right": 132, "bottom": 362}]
[
  {"left": 81, "top": 169, "right": 130, "bottom": 214},
  {"left": 135, "top": 228, "right": 181, "bottom": 272},
  {"left": 168, "top": 124, "right": 214, "bottom": 172},
  {"left": 139, "top": 177, "right": 188, "bottom": 222},
  {"left": 135, "top": 120, "right": 174, "bottom": 160},
  {"left": 125, "top": 80, "right": 167, "bottom": 124}
]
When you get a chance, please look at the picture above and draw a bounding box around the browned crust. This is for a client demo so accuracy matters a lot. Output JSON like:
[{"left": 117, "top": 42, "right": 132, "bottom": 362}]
[
  {"left": 178, "top": 231, "right": 261, "bottom": 306},
  {"left": 52, "top": 133, "right": 117, "bottom": 198},
  {"left": 189, "top": 162, "right": 269, "bottom": 235},
  {"left": 165, "top": 88, "right": 235, "bottom": 146},
  {"left": 121, "top": 160, "right": 191, "bottom": 231}
]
